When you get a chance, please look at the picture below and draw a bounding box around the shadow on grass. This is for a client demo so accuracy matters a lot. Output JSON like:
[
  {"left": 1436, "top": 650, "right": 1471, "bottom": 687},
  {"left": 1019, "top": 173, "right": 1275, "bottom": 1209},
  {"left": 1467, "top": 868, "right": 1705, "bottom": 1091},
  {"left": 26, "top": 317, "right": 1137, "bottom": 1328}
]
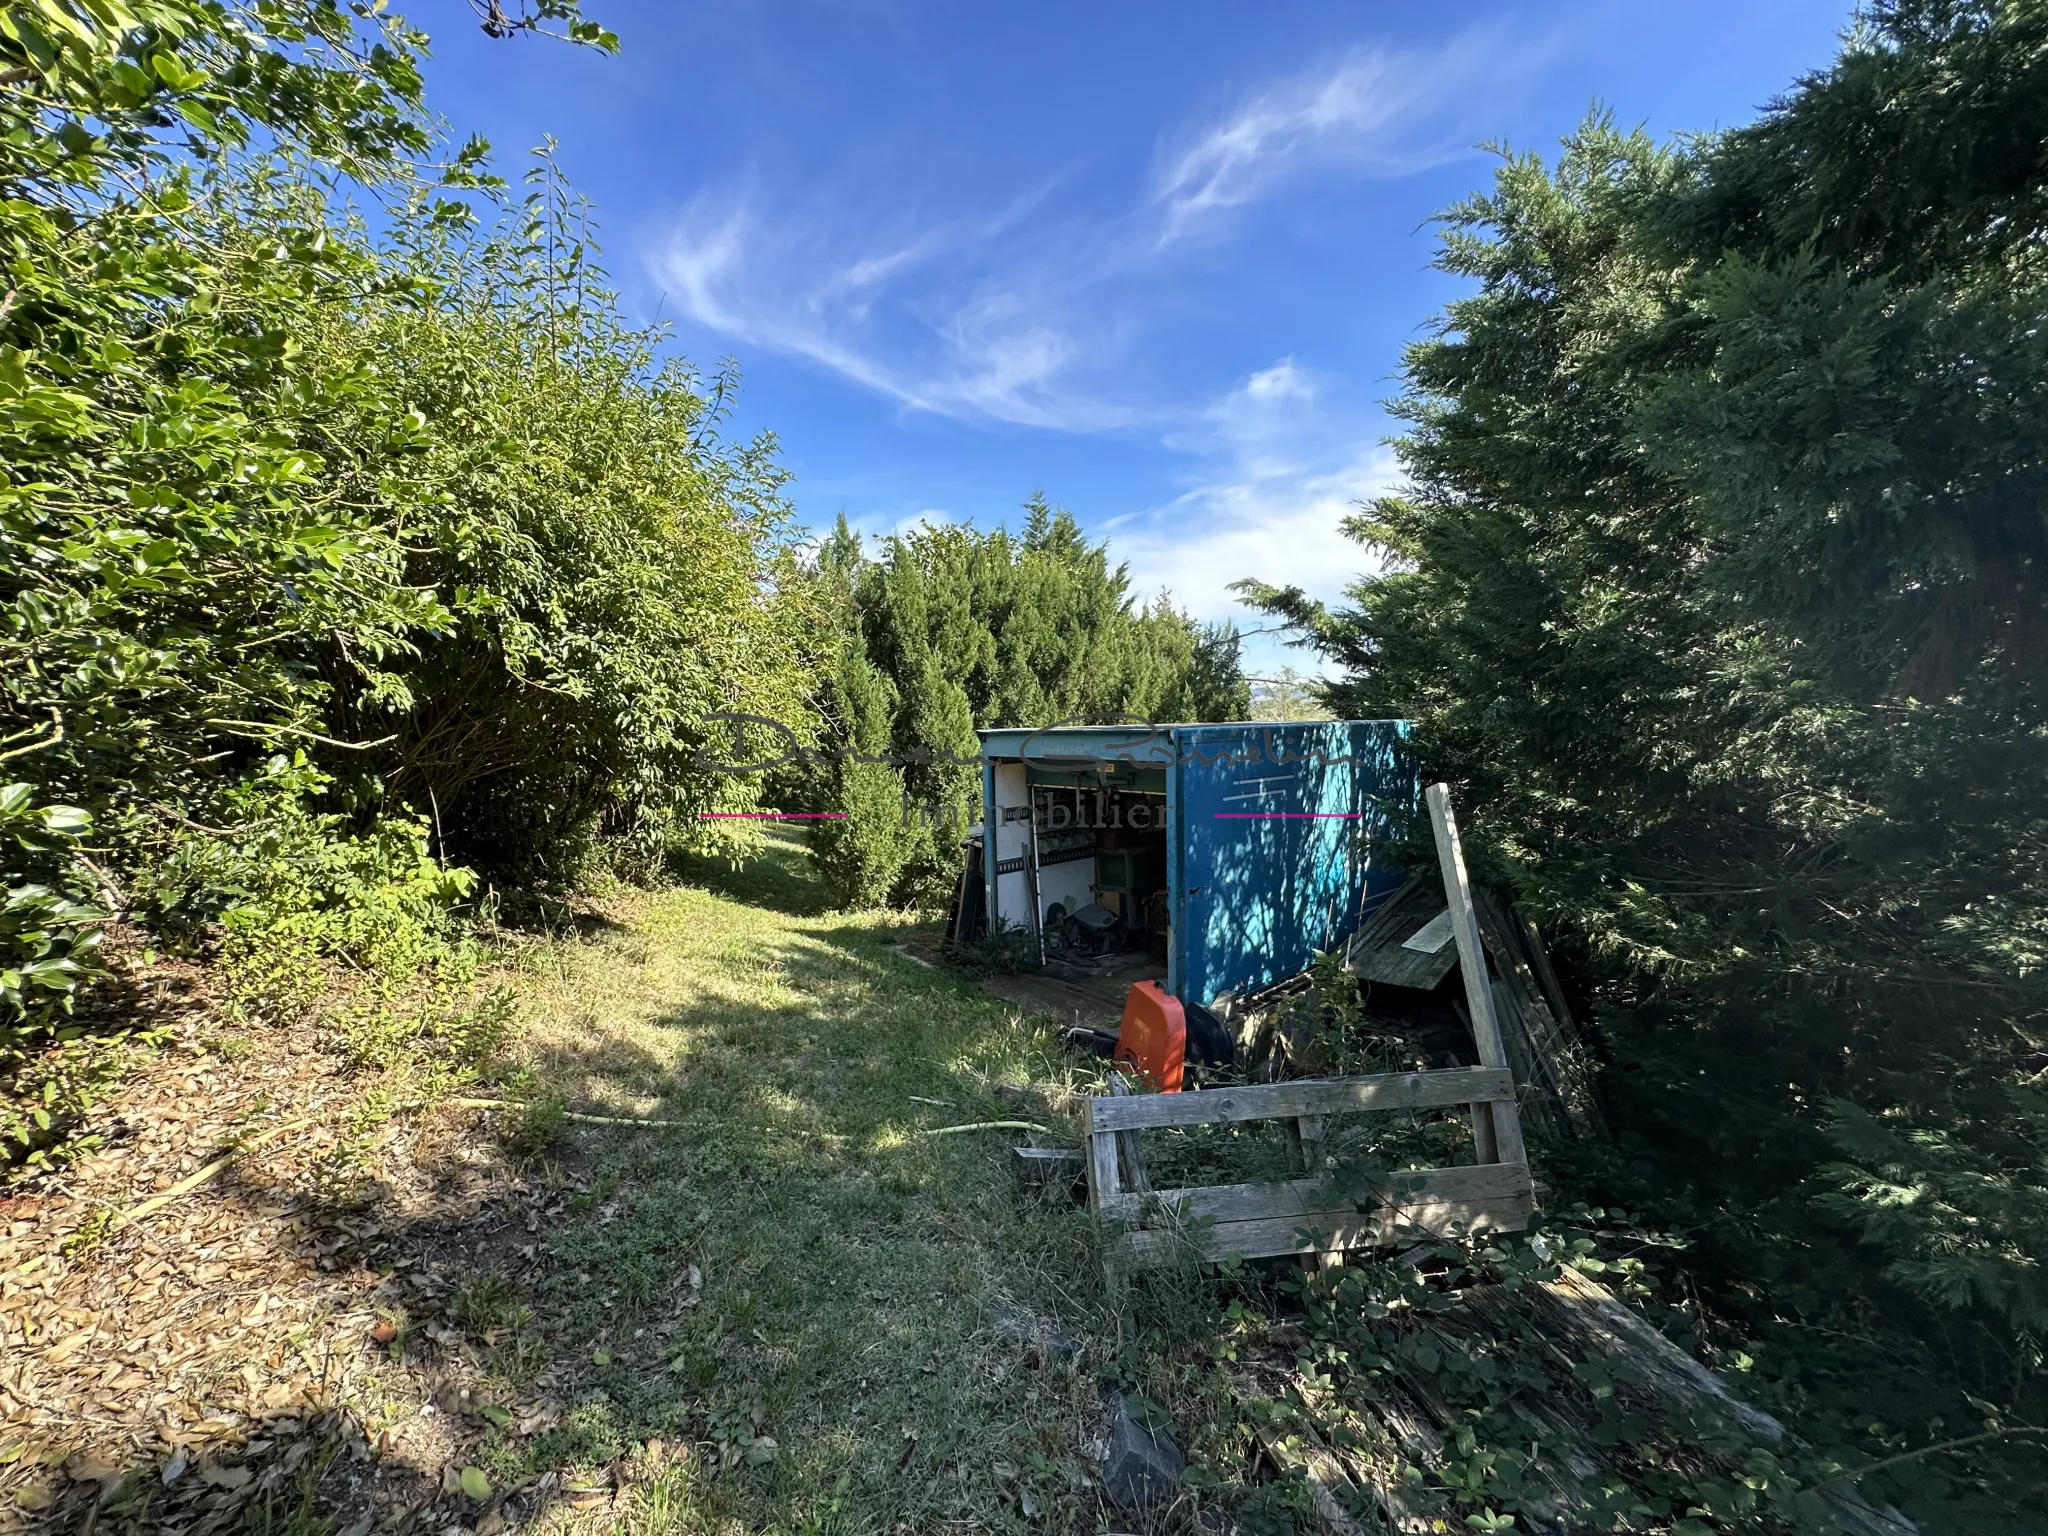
[
  {"left": 671, "top": 825, "right": 831, "bottom": 917},
  {"left": 12, "top": 825, "right": 1184, "bottom": 1536},
  {"left": 486, "top": 891, "right": 631, "bottom": 944},
  {"left": 482, "top": 894, "right": 1137, "bottom": 1530}
]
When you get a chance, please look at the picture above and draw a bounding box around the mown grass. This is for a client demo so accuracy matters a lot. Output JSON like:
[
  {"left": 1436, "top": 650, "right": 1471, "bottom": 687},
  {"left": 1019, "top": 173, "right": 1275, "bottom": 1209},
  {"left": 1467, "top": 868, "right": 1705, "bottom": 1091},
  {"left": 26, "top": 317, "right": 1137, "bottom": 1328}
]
[{"left": 471, "top": 829, "right": 1174, "bottom": 1534}]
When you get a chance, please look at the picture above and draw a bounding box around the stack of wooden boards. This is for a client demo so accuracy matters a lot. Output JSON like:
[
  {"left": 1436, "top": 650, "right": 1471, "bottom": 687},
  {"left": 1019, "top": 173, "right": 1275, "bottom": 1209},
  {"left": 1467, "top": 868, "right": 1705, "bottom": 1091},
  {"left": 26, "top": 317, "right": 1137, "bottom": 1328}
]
[
  {"left": 1345, "top": 874, "right": 1603, "bottom": 1142},
  {"left": 1074, "top": 783, "right": 1918, "bottom": 1534}
]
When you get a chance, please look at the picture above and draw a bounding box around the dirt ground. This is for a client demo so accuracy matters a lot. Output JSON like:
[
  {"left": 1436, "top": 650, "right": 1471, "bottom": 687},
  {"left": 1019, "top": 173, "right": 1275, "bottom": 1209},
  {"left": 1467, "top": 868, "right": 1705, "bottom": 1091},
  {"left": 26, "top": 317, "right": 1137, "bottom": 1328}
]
[{"left": 0, "top": 984, "right": 603, "bottom": 1534}]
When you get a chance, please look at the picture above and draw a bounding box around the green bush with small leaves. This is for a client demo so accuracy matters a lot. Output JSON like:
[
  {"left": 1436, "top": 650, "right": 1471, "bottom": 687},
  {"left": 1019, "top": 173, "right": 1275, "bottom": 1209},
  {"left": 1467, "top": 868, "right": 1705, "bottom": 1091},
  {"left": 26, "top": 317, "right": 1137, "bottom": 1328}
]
[{"left": 0, "top": 0, "right": 812, "bottom": 1160}]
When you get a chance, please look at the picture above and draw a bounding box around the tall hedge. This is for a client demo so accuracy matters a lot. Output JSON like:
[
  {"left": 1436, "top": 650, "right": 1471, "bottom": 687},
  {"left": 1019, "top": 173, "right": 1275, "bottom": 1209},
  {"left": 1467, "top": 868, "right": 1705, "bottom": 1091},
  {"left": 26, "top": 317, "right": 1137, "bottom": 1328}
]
[
  {"left": 1, "top": 2, "right": 810, "bottom": 1099},
  {"left": 1243, "top": 0, "right": 2048, "bottom": 1513}
]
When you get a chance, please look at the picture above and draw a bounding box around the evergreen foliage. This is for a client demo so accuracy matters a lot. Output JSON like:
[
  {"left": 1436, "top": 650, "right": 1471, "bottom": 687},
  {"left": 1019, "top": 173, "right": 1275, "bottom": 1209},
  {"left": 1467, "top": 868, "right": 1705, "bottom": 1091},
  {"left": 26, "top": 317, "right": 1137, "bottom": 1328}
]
[
  {"left": 805, "top": 501, "right": 1249, "bottom": 908},
  {"left": 1244, "top": 1, "right": 2048, "bottom": 1517},
  {"left": 806, "top": 520, "right": 910, "bottom": 909}
]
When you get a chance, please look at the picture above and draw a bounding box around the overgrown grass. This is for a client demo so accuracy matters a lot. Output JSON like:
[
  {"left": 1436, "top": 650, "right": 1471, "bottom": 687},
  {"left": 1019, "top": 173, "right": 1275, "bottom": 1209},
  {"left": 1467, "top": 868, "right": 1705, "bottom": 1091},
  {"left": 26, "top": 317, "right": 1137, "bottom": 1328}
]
[{"left": 474, "top": 829, "right": 1141, "bottom": 1532}]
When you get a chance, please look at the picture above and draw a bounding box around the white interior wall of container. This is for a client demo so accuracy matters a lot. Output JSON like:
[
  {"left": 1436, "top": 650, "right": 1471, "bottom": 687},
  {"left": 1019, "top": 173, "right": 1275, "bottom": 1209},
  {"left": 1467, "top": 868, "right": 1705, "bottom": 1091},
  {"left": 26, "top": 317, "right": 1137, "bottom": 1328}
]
[
  {"left": 988, "top": 761, "right": 1033, "bottom": 929},
  {"left": 986, "top": 759, "right": 1166, "bottom": 936}
]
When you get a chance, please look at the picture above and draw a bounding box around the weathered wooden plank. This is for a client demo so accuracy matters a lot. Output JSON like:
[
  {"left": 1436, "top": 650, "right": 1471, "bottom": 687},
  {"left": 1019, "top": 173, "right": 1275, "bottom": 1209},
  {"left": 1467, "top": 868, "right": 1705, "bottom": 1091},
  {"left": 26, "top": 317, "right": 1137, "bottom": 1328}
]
[
  {"left": 1426, "top": 784, "right": 1532, "bottom": 1169},
  {"left": 1476, "top": 889, "right": 1576, "bottom": 1096},
  {"left": 1253, "top": 1422, "right": 1371, "bottom": 1536},
  {"left": 1011, "top": 1145, "right": 1084, "bottom": 1184},
  {"left": 1518, "top": 906, "right": 1578, "bottom": 1043},
  {"left": 1294, "top": 1112, "right": 1327, "bottom": 1173},
  {"left": 1489, "top": 892, "right": 1608, "bottom": 1138},
  {"left": 1467, "top": 1100, "right": 1503, "bottom": 1165},
  {"left": 1347, "top": 877, "right": 1461, "bottom": 990},
  {"left": 1111, "top": 1180, "right": 1535, "bottom": 1269},
  {"left": 1487, "top": 976, "right": 1559, "bottom": 1142},
  {"left": 1487, "top": 1098, "right": 1526, "bottom": 1168},
  {"left": 1540, "top": 1267, "right": 1784, "bottom": 1441},
  {"left": 1469, "top": 890, "right": 1580, "bottom": 1145},
  {"left": 1347, "top": 872, "right": 1426, "bottom": 954},
  {"left": 1085, "top": 1066, "right": 1515, "bottom": 1132},
  {"left": 1534, "top": 1269, "right": 1919, "bottom": 1536},
  {"left": 1109, "top": 1073, "right": 1151, "bottom": 1196},
  {"left": 1084, "top": 1097, "right": 1122, "bottom": 1217},
  {"left": 1355, "top": 937, "right": 1460, "bottom": 991},
  {"left": 1102, "top": 1159, "right": 1532, "bottom": 1228},
  {"left": 1087, "top": 1133, "right": 1120, "bottom": 1212},
  {"left": 1425, "top": 783, "right": 1506, "bottom": 1071}
]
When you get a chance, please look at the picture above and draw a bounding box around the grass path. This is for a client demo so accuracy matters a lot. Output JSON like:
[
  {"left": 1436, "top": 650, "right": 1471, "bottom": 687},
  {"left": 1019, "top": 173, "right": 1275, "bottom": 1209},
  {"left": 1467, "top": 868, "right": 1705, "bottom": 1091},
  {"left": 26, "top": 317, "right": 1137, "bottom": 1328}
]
[{"left": 495, "top": 831, "right": 1144, "bottom": 1535}]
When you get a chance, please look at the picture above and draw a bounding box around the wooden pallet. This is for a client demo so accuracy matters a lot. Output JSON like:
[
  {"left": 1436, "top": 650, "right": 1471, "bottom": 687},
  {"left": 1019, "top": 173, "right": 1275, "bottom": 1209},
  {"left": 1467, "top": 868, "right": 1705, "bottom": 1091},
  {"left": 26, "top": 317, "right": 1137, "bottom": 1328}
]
[
  {"left": 1088, "top": 1067, "right": 1534, "bottom": 1273},
  {"left": 1088, "top": 784, "right": 1536, "bottom": 1277}
]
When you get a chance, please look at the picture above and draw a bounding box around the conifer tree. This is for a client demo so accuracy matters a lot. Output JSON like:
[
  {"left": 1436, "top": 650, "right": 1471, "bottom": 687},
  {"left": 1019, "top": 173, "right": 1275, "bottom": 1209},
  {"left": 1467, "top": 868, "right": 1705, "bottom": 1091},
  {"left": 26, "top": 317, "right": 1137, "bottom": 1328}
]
[
  {"left": 1241, "top": 1, "right": 2048, "bottom": 1486},
  {"left": 802, "top": 499, "right": 1247, "bottom": 907},
  {"left": 806, "top": 518, "right": 907, "bottom": 908}
]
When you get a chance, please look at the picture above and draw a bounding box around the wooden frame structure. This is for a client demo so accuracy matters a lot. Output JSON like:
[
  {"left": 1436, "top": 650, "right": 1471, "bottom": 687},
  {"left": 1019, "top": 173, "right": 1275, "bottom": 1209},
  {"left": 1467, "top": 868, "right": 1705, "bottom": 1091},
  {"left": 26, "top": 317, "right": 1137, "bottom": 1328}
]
[{"left": 1087, "top": 784, "right": 1536, "bottom": 1275}]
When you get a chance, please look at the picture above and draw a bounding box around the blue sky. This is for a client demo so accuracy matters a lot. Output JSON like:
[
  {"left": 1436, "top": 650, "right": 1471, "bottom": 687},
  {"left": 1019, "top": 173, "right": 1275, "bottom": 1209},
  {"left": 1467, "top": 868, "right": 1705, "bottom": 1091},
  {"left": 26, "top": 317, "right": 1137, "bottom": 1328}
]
[{"left": 417, "top": 0, "right": 1853, "bottom": 677}]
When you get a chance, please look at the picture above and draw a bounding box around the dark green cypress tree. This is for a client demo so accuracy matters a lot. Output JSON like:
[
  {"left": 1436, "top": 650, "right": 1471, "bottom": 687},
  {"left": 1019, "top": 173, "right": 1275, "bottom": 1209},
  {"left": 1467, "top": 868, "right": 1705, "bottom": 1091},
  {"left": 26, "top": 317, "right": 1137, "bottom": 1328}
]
[
  {"left": 853, "top": 528, "right": 983, "bottom": 906},
  {"left": 807, "top": 499, "right": 1249, "bottom": 907},
  {"left": 1241, "top": 4, "right": 2048, "bottom": 1501},
  {"left": 806, "top": 517, "right": 909, "bottom": 907}
]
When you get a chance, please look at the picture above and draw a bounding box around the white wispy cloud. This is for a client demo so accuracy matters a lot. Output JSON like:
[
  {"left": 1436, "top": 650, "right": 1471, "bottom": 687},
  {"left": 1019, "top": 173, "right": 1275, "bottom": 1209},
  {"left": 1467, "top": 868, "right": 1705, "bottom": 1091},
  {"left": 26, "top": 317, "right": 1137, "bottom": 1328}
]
[
  {"left": 1114, "top": 457, "right": 1391, "bottom": 615},
  {"left": 1150, "top": 28, "right": 1518, "bottom": 246},
  {"left": 1166, "top": 356, "right": 1323, "bottom": 477},
  {"left": 646, "top": 181, "right": 1140, "bottom": 431},
  {"left": 641, "top": 22, "right": 1547, "bottom": 430},
  {"left": 1112, "top": 357, "right": 1395, "bottom": 662}
]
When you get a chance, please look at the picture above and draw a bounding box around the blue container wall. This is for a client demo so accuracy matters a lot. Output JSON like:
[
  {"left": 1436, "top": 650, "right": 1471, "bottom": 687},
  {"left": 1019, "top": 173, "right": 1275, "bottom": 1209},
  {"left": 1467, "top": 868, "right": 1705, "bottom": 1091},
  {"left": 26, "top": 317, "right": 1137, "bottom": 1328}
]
[{"left": 1170, "top": 722, "right": 1414, "bottom": 1005}]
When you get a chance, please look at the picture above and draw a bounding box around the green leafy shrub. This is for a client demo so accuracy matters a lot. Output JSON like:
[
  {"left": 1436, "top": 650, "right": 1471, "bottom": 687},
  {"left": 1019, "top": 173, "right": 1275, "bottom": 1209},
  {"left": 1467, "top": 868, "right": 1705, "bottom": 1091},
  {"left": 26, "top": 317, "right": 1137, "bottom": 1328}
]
[
  {"left": 121, "top": 753, "right": 475, "bottom": 1015},
  {"left": 0, "top": 0, "right": 813, "bottom": 1079},
  {"left": 0, "top": 781, "right": 105, "bottom": 1032},
  {"left": 310, "top": 150, "right": 820, "bottom": 890},
  {"left": 2, "top": 776, "right": 119, "bottom": 1174}
]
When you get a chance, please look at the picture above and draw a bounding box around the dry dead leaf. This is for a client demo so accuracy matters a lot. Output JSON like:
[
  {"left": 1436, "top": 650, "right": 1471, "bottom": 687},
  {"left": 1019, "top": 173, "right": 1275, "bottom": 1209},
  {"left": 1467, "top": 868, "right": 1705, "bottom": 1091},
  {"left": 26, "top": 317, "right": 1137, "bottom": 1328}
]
[{"left": 0, "top": 958, "right": 577, "bottom": 1536}]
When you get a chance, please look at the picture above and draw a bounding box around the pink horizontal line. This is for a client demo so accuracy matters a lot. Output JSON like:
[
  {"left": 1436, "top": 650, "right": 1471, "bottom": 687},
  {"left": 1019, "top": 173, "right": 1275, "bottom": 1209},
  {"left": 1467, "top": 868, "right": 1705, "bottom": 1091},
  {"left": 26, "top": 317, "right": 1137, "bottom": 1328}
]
[
  {"left": 1213, "top": 812, "right": 1360, "bottom": 819},
  {"left": 698, "top": 811, "right": 848, "bottom": 819}
]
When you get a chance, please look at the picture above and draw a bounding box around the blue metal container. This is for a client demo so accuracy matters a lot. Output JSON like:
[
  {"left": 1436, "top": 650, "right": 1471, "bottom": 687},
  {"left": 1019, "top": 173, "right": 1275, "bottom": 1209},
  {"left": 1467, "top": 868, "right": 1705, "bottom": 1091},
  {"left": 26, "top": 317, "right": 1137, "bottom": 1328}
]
[{"left": 976, "top": 721, "right": 1415, "bottom": 1004}]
